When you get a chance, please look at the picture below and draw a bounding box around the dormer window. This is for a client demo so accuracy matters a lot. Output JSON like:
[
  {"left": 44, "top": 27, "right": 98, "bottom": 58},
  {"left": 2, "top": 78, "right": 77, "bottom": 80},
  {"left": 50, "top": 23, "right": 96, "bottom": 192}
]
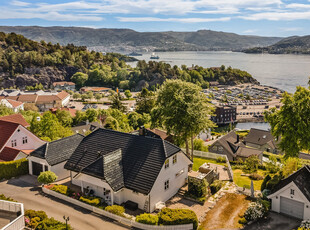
[
  {"left": 11, "top": 139, "right": 17, "bottom": 147},
  {"left": 165, "top": 159, "right": 169, "bottom": 169}
]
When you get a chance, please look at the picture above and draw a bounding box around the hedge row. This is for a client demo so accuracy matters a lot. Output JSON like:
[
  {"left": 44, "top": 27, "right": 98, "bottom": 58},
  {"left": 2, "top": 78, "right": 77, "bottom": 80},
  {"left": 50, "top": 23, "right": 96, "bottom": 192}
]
[
  {"left": 0, "top": 158, "right": 28, "bottom": 180},
  {"left": 136, "top": 208, "right": 198, "bottom": 229}
]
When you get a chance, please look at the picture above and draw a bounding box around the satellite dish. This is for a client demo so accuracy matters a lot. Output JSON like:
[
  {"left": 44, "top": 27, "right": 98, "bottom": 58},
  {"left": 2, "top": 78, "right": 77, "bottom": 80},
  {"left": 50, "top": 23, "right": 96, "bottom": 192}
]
[{"left": 36, "top": 116, "right": 41, "bottom": 121}]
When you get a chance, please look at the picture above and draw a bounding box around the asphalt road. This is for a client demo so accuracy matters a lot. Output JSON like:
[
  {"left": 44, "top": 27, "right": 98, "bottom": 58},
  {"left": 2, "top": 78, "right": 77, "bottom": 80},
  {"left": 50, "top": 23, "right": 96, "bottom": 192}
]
[{"left": 0, "top": 175, "right": 128, "bottom": 230}]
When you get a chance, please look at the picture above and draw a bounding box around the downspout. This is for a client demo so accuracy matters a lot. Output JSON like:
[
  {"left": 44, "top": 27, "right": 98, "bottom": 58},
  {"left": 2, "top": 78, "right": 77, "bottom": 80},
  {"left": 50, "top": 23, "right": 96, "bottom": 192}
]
[{"left": 148, "top": 193, "right": 151, "bottom": 213}]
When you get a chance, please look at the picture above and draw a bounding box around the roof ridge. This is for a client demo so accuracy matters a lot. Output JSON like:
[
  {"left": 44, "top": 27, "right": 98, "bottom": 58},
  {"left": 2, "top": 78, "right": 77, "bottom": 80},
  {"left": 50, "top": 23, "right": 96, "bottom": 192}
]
[{"left": 49, "top": 133, "right": 84, "bottom": 144}]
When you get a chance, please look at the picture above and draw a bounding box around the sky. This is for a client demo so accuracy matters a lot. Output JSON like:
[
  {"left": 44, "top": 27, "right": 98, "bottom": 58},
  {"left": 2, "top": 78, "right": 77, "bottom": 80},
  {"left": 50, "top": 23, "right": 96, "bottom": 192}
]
[{"left": 1, "top": 0, "right": 310, "bottom": 37}]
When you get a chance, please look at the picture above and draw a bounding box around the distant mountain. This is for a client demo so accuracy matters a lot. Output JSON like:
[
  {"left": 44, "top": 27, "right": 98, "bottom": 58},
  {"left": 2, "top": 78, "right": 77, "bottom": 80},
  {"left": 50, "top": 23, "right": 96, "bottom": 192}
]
[
  {"left": 244, "top": 35, "right": 310, "bottom": 54},
  {"left": 0, "top": 26, "right": 282, "bottom": 52}
]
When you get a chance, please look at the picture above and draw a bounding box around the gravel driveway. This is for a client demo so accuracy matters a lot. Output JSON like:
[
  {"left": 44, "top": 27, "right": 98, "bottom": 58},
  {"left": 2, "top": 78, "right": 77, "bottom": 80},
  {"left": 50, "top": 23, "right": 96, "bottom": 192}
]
[{"left": 0, "top": 175, "right": 128, "bottom": 230}]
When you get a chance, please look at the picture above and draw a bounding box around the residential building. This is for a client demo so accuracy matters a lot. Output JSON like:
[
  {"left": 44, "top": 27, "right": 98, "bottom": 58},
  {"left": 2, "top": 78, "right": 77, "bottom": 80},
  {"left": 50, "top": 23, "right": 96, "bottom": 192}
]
[
  {"left": 72, "top": 121, "right": 103, "bottom": 135},
  {"left": 52, "top": 81, "right": 76, "bottom": 91},
  {"left": 50, "top": 107, "right": 77, "bottom": 117},
  {"left": 28, "top": 134, "right": 84, "bottom": 180},
  {"left": 209, "top": 131, "right": 263, "bottom": 161},
  {"left": 0, "top": 99, "right": 24, "bottom": 112},
  {"left": 131, "top": 127, "right": 174, "bottom": 143},
  {"left": 244, "top": 128, "right": 278, "bottom": 153},
  {"left": 0, "top": 90, "right": 70, "bottom": 112},
  {"left": 211, "top": 105, "right": 237, "bottom": 124},
  {"left": 64, "top": 128, "right": 192, "bottom": 212},
  {"left": 268, "top": 165, "right": 310, "bottom": 220},
  {"left": 0, "top": 114, "right": 45, "bottom": 162}
]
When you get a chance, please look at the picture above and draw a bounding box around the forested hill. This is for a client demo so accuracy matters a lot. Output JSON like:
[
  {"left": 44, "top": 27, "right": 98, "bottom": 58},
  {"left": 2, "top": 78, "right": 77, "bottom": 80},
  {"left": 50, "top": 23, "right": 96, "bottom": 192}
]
[
  {"left": 0, "top": 26, "right": 282, "bottom": 52},
  {"left": 244, "top": 35, "right": 310, "bottom": 54},
  {"left": 0, "top": 32, "right": 259, "bottom": 90}
]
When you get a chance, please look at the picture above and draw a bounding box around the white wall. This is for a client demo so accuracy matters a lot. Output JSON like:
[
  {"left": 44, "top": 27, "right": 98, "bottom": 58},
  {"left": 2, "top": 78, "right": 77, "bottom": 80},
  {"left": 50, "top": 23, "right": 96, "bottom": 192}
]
[
  {"left": 268, "top": 181, "right": 310, "bottom": 220},
  {"left": 15, "top": 152, "right": 27, "bottom": 161},
  {"left": 119, "top": 188, "right": 148, "bottom": 210},
  {"left": 3, "top": 125, "right": 45, "bottom": 152},
  {"left": 51, "top": 161, "right": 70, "bottom": 181},
  {"left": 149, "top": 151, "right": 191, "bottom": 212},
  {"left": 62, "top": 95, "right": 70, "bottom": 106}
]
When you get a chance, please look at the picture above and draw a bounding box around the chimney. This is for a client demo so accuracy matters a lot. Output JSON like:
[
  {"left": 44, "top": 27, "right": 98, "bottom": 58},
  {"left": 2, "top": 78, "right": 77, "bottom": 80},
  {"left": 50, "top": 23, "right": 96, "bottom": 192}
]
[
  {"left": 139, "top": 126, "right": 146, "bottom": 136},
  {"left": 86, "top": 120, "right": 89, "bottom": 125}
]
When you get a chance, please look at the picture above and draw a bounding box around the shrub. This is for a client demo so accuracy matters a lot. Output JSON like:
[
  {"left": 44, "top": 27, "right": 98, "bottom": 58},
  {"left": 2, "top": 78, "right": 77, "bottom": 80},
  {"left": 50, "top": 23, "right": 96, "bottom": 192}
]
[
  {"left": 158, "top": 208, "right": 198, "bottom": 230},
  {"left": 187, "top": 177, "right": 208, "bottom": 198},
  {"left": 25, "top": 209, "right": 48, "bottom": 221},
  {"left": 243, "top": 155, "right": 260, "bottom": 173},
  {"left": 259, "top": 199, "right": 271, "bottom": 212},
  {"left": 105, "top": 205, "right": 125, "bottom": 217},
  {"left": 261, "top": 174, "right": 271, "bottom": 191},
  {"left": 249, "top": 173, "right": 264, "bottom": 180},
  {"left": 79, "top": 196, "right": 100, "bottom": 206},
  {"left": 37, "top": 171, "right": 57, "bottom": 185},
  {"left": 299, "top": 220, "right": 310, "bottom": 229},
  {"left": 243, "top": 202, "right": 265, "bottom": 221},
  {"left": 238, "top": 217, "right": 248, "bottom": 225},
  {"left": 50, "top": 184, "right": 73, "bottom": 196},
  {"left": 210, "top": 180, "right": 224, "bottom": 194},
  {"left": 0, "top": 158, "right": 28, "bottom": 180},
  {"left": 0, "top": 194, "right": 16, "bottom": 202},
  {"left": 216, "top": 156, "right": 226, "bottom": 163},
  {"left": 136, "top": 213, "right": 159, "bottom": 225},
  {"left": 266, "top": 174, "right": 282, "bottom": 190}
]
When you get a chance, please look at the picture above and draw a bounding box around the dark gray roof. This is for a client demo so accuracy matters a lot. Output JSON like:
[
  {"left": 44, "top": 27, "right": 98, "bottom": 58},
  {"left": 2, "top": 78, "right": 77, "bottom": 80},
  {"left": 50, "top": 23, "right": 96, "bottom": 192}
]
[
  {"left": 72, "top": 121, "right": 103, "bottom": 134},
  {"left": 244, "top": 128, "right": 275, "bottom": 146},
  {"left": 65, "top": 128, "right": 184, "bottom": 194},
  {"left": 30, "top": 134, "right": 84, "bottom": 166},
  {"left": 270, "top": 165, "right": 310, "bottom": 201}
]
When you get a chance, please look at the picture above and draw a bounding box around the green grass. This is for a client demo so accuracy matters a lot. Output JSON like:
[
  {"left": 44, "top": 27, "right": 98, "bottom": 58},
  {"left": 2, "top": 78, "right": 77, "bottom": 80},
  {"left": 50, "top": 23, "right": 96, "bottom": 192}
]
[
  {"left": 233, "top": 169, "right": 265, "bottom": 191},
  {"left": 193, "top": 157, "right": 227, "bottom": 171}
]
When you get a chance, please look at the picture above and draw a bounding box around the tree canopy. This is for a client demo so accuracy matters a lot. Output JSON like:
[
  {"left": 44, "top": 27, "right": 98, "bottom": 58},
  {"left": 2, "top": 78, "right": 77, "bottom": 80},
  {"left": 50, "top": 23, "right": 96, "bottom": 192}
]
[
  {"left": 151, "top": 80, "right": 215, "bottom": 158},
  {"left": 265, "top": 86, "right": 310, "bottom": 158}
]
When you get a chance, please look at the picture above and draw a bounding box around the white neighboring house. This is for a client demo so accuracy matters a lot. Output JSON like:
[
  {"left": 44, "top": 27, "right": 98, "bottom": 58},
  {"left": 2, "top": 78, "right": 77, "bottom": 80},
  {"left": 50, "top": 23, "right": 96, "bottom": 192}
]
[
  {"left": 0, "top": 99, "right": 24, "bottom": 112},
  {"left": 28, "top": 134, "right": 84, "bottom": 180},
  {"left": 0, "top": 114, "right": 45, "bottom": 162},
  {"left": 268, "top": 165, "right": 310, "bottom": 220},
  {"left": 65, "top": 128, "right": 192, "bottom": 212}
]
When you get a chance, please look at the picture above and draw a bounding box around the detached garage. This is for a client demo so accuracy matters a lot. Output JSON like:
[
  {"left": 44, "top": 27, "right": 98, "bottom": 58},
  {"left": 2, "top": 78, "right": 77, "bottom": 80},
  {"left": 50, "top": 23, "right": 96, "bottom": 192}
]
[
  {"left": 268, "top": 165, "right": 310, "bottom": 220},
  {"left": 28, "top": 134, "right": 83, "bottom": 180}
]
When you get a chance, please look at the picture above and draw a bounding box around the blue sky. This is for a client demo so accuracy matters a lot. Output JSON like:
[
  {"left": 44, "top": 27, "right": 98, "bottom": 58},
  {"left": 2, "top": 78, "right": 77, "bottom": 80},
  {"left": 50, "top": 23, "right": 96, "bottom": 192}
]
[{"left": 1, "top": 0, "right": 310, "bottom": 36}]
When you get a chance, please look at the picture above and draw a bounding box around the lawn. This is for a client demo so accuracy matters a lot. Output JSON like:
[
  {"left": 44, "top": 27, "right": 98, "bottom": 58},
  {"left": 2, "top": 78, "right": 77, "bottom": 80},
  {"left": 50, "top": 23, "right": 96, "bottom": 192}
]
[
  {"left": 202, "top": 193, "right": 252, "bottom": 230},
  {"left": 233, "top": 169, "right": 265, "bottom": 191},
  {"left": 192, "top": 157, "right": 227, "bottom": 171}
]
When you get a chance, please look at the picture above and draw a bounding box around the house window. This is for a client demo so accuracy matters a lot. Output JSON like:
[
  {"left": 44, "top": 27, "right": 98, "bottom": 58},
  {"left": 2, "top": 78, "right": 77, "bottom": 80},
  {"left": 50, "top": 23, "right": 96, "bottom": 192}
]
[
  {"left": 11, "top": 140, "right": 17, "bottom": 147},
  {"left": 22, "top": 136, "right": 28, "bottom": 144},
  {"left": 290, "top": 189, "right": 295, "bottom": 195},
  {"left": 173, "top": 155, "right": 177, "bottom": 164},
  {"left": 218, "top": 146, "right": 224, "bottom": 152},
  {"left": 212, "top": 146, "right": 217, "bottom": 151},
  {"left": 165, "top": 159, "right": 169, "bottom": 169},
  {"left": 44, "top": 165, "right": 48, "bottom": 171},
  {"left": 164, "top": 180, "right": 169, "bottom": 190}
]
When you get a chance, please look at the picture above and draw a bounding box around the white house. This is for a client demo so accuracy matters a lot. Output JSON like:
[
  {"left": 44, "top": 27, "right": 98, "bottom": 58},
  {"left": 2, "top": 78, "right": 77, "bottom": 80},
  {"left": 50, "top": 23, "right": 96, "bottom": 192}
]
[
  {"left": 28, "top": 134, "right": 84, "bottom": 180},
  {"left": 0, "top": 114, "right": 45, "bottom": 162},
  {"left": 65, "top": 128, "right": 192, "bottom": 212},
  {"left": 0, "top": 99, "right": 24, "bottom": 112},
  {"left": 268, "top": 165, "right": 310, "bottom": 220}
]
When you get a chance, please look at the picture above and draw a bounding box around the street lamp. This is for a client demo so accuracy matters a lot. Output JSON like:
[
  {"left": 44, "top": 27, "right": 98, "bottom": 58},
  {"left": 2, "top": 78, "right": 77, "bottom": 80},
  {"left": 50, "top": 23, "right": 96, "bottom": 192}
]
[{"left": 63, "top": 215, "right": 70, "bottom": 230}]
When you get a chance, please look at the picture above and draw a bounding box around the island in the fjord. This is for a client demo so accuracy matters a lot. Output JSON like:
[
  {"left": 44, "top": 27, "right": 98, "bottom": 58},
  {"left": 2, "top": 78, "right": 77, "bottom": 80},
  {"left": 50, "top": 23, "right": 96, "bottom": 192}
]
[{"left": 0, "top": 32, "right": 259, "bottom": 91}]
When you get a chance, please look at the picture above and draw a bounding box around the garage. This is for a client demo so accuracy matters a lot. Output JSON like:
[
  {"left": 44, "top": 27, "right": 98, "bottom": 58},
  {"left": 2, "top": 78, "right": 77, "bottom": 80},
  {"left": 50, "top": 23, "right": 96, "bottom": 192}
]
[
  {"left": 280, "top": 196, "right": 304, "bottom": 219},
  {"left": 32, "top": 161, "right": 43, "bottom": 176}
]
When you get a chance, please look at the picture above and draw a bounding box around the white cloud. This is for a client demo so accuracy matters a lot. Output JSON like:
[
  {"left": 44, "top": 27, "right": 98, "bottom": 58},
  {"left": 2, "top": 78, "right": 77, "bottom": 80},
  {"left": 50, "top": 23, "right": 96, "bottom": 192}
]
[
  {"left": 279, "top": 27, "right": 302, "bottom": 32},
  {"left": 11, "top": 1, "right": 30, "bottom": 7},
  {"left": 117, "top": 17, "right": 231, "bottom": 23},
  {"left": 243, "top": 29, "right": 258, "bottom": 34},
  {"left": 240, "top": 11, "right": 310, "bottom": 21}
]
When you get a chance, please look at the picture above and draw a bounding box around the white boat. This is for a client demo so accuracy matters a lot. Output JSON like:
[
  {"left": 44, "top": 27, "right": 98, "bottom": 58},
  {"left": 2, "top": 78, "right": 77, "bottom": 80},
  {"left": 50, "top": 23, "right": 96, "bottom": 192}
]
[{"left": 150, "top": 52, "right": 159, "bottom": 59}]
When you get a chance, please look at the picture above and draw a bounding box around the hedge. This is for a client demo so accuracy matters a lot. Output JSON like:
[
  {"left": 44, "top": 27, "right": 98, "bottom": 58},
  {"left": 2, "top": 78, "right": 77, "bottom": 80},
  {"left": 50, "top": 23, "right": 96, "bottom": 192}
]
[
  {"left": 51, "top": 184, "right": 73, "bottom": 196},
  {"left": 136, "top": 213, "right": 159, "bottom": 225},
  {"left": 158, "top": 208, "right": 198, "bottom": 230},
  {"left": 0, "top": 158, "right": 28, "bottom": 180},
  {"left": 79, "top": 196, "right": 101, "bottom": 206},
  {"left": 105, "top": 205, "right": 125, "bottom": 217}
]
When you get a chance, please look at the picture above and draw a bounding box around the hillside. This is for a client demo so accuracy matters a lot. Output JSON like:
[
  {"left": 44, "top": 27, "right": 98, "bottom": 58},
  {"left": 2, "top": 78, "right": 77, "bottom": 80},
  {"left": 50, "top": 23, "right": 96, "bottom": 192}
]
[
  {"left": 244, "top": 35, "right": 310, "bottom": 54},
  {"left": 0, "top": 26, "right": 282, "bottom": 52},
  {"left": 0, "top": 32, "right": 259, "bottom": 90}
]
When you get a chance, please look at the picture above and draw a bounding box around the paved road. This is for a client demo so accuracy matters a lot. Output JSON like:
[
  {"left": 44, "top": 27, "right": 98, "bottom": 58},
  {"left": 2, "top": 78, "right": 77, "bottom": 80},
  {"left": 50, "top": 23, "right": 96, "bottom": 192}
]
[
  {"left": 243, "top": 212, "right": 300, "bottom": 230},
  {"left": 0, "top": 175, "right": 128, "bottom": 230}
]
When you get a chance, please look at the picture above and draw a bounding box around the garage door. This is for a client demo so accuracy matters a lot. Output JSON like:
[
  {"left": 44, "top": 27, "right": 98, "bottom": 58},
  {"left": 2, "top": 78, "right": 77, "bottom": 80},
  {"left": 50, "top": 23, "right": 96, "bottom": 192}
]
[
  {"left": 32, "top": 162, "right": 43, "bottom": 176},
  {"left": 280, "top": 196, "right": 304, "bottom": 219}
]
